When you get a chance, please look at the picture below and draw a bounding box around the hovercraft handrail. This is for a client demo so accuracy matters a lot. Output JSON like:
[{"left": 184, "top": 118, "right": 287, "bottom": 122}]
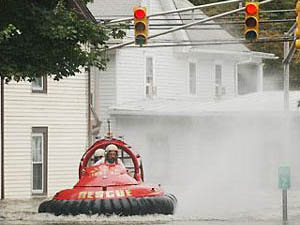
[{"left": 79, "top": 138, "right": 141, "bottom": 182}]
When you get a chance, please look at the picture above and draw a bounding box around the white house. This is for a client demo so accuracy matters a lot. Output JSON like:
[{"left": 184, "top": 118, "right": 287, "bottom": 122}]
[
  {"left": 87, "top": 0, "right": 275, "bottom": 134},
  {"left": 88, "top": 0, "right": 274, "bottom": 127},
  {"left": 0, "top": 1, "right": 95, "bottom": 199},
  {"left": 0, "top": 73, "right": 90, "bottom": 199}
]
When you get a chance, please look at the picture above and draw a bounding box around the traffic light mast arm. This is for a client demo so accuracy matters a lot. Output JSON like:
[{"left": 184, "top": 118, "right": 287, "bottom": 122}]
[
  {"left": 282, "top": 40, "right": 296, "bottom": 65},
  {"left": 281, "top": 22, "right": 296, "bottom": 64},
  {"left": 286, "top": 22, "right": 296, "bottom": 36},
  {"left": 104, "top": 0, "right": 275, "bottom": 51}
]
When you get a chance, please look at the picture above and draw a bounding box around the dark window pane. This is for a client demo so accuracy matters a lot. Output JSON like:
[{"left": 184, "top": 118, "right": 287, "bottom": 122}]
[
  {"left": 215, "top": 65, "right": 222, "bottom": 96},
  {"left": 33, "top": 164, "right": 43, "bottom": 190},
  {"left": 215, "top": 65, "right": 222, "bottom": 85},
  {"left": 32, "top": 77, "right": 43, "bottom": 90},
  {"left": 189, "top": 63, "right": 196, "bottom": 94},
  {"left": 146, "top": 57, "right": 153, "bottom": 78}
]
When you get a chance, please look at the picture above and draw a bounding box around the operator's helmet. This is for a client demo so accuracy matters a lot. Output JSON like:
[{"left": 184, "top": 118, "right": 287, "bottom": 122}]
[
  {"left": 105, "top": 144, "right": 118, "bottom": 154},
  {"left": 94, "top": 148, "right": 105, "bottom": 158}
]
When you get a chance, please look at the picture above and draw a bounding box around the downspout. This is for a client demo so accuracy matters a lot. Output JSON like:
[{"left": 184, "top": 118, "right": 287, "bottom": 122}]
[
  {"left": 87, "top": 67, "right": 92, "bottom": 146},
  {"left": 89, "top": 66, "right": 102, "bottom": 137},
  {"left": 92, "top": 66, "right": 102, "bottom": 137},
  {"left": 88, "top": 67, "right": 102, "bottom": 143},
  {"left": 91, "top": 106, "right": 101, "bottom": 136},
  {"left": 1, "top": 76, "right": 4, "bottom": 199}
]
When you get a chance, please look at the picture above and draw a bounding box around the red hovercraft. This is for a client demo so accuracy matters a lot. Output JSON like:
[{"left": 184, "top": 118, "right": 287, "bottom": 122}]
[{"left": 38, "top": 135, "right": 177, "bottom": 216}]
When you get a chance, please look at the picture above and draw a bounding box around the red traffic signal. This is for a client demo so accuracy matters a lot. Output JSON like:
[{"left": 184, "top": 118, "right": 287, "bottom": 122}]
[
  {"left": 134, "top": 9, "right": 146, "bottom": 19},
  {"left": 245, "top": 3, "right": 258, "bottom": 15}
]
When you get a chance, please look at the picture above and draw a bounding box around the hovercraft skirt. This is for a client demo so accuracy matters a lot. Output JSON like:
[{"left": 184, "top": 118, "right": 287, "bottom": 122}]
[{"left": 38, "top": 194, "right": 176, "bottom": 216}]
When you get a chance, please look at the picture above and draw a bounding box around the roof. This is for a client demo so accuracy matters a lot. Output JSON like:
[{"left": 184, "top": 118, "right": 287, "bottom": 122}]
[
  {"left": 172, "top": 0, "right": 248, "bottom": 52},
  {"left": 109, "top": 91, "right": 300, "bottom": 117},
  {"left": 68, "top": 0, "right": 96, "bottom": 23},
  {"left": 87, "top": 0, "right": 142, "bottom": 20}
]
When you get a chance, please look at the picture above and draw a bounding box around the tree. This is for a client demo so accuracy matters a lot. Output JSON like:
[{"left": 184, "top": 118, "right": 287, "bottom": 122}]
[{"left": 0, "top": 0, "right": 126, "bottom": 82}]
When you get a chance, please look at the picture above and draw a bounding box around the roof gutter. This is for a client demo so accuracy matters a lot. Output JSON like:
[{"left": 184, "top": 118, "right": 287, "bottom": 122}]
[
  {"left": 190, "top": 48, "right": 277, "bottom": 59},
  {"left": 109, "top": 109, "right": 300, "bottom": 117},
  {"left": 250, "top": 51, "right": 278, "bottom": 60}
]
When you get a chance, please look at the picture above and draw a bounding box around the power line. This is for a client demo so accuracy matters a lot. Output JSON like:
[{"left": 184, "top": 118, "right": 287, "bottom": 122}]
[
  {"left": 120, "top": 37, "right": 294, "bottom": 48},
  {"left": 147, "top": 16, "right": 295, "bottom": 21},
  {"left": 95, "top": 9, "right": 295, "bottom": 21},
  {"left": 131, "top": 27, "right": 225, "bottom": 30},
  {"left": 106, "top": 0, "right": 242, "bottom": 24},
  {"left": 148, "top": 37, "right": 293, "bottom": 43},
  {"left": 111, "top": 19, "right": 294, "bottom": 32},
  {"left": 109, "top": 37, "right": 293, "bottom": 44},
  {"left": 132, "top": 19, "right": 295, "bottom": 27},
  {"left": 105, "top": 19, "right": 295, "bottom": 27},
  {"left": 98, "top": 16, "right": 295, "bottom": 23}
]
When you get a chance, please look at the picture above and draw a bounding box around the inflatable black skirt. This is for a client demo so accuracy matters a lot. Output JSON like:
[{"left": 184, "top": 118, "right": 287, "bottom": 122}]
[{"left": 38, "top": 194, "right": 177, "bottom": 216}]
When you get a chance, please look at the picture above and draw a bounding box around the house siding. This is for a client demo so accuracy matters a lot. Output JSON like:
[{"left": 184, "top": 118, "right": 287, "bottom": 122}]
[
  {"left": 1, "top": 72, "right": 88, "bottom": 198},
  {"left": 96, "top": 54, "right": 117, "bottom": 134},
  {"left": 116, "top": 48, "right": 147, "bottom": 104},
  {"left": 116, "top": 48, "right": 191, "bottom": 105},
  {"left": 197, "top": 59, "right": 214, "bottom": 101},
  {"left": 115, "top": 49, "right": 238, "bottom": 106},
  {"left": 222, "top": 60, "right": 237, "bottom": 99}
]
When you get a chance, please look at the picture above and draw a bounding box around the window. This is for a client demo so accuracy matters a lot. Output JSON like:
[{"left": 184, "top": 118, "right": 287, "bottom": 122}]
[
  {"left": 146, "top": 57, "right": 155, "bottom": 97},
  {"left": 32, "top": 127, "right": 48, "bottom": 195},
  {"left": 189, "top": 63, "right": 196, "bottom": 95},
  {"left": 32, "top": 76, "right": 47, "bottom": 93},
  {"left": 215, "top": 64, "right": 223, "bottom": 97}
]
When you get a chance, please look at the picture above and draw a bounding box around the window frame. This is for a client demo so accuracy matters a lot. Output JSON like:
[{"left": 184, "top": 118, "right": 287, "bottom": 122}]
[
  {"left": 215, "top": 64, "right": 223, "bottom": 97},
  {"left": 32, "top": 75, "right": 47, "bottom": 93},
  {"left": 31, "top": 127, "right": 48, "bottom": 196},
  {"left": 32, "top": 133, "right": 44, "bottom": 194},
  {"left": 145, "top": 56, "right": 155, "bottom": 98}
]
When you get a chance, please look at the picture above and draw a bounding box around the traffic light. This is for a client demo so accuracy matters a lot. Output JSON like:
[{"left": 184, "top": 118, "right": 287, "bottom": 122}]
[
  {"left": 296, "top": 1, "right": 300, "bottom": 49},
  {"left": 134, "top": 6, "right": 148, "bottom": 46},
  {"left": 244, "top": 1, "right": 259, "bottom": 41}
]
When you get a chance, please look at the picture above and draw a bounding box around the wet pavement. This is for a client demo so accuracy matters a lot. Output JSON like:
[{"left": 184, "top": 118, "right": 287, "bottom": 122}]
[{"left": 1, "top": 195, "right": 300, "bottom": 225}]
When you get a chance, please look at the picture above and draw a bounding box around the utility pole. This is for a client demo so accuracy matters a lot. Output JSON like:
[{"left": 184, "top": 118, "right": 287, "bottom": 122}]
[
  {"left": 283, "top": 40, "right": 289, "bottom": 111},
  {"left": 282, "top": 22, "right": 296, "bottom": 111}
]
